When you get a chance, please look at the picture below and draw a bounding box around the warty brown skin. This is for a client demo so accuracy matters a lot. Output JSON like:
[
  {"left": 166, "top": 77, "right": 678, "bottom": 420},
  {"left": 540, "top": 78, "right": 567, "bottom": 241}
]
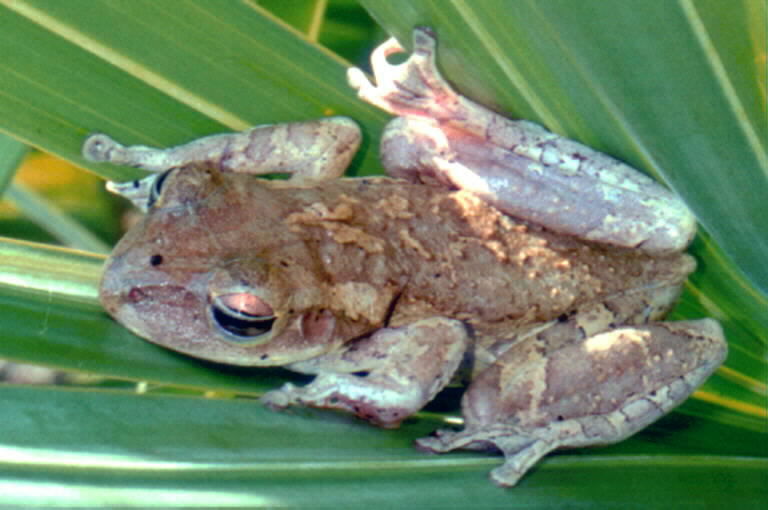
[{"left": 100, "top": 165, "right": 693, "bottom": 368}]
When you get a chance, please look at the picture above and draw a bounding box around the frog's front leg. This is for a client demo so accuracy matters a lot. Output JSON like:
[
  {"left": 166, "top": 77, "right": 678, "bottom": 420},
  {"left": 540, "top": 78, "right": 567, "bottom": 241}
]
[
  {"left": 83, "top": 117, "right": 360, "bottom": 180},
  {"left": 349, "top": 28, "right": 696, "bottom": 254},
  {"left": 262, "top": 317, "right": 470, "bottom": 428},
  {"left": 82, "top": 117, "right": 360, "bottom": 209},
  {"left": 416, "top": 319, "right": 726, "bottom": 487}
]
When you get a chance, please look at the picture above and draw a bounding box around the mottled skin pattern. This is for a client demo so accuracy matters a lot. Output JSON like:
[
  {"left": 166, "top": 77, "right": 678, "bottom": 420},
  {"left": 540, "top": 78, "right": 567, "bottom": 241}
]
[
  {"left": 99, "top": 166, "right": 693, "bottom": 368},
  {"left": 86, "top": 28, "right": 727, "bottom": 487}
]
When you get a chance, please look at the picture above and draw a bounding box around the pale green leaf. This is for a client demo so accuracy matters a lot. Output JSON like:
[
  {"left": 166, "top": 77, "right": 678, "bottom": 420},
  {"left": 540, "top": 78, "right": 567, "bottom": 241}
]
[
  {"left": 1, "top": 386, "right": 766, "bottom": 508},
  {"left": 5, "top": 183, "right": 110, "bottom": 253},
  {"left": 0, "top": 0, "right": 388, "bottom": 181},
  {"left": 0, "top": 133, "right": 28, "bottom": 193}
]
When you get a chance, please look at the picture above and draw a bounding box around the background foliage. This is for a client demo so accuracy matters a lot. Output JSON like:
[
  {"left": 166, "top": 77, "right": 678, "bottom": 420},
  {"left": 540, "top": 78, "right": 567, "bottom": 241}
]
[{"left": 0, "top": 0, "right": 765, "bottom": 507}]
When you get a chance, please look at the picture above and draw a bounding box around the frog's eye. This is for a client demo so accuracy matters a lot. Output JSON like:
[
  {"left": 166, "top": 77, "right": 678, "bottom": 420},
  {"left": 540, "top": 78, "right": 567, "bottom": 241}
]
[
  {"left": 147, "top": 168, "right": 176, "bottom": 209},
  {"left": 211, "top": 293, "right": 276, "bottom": 341}
]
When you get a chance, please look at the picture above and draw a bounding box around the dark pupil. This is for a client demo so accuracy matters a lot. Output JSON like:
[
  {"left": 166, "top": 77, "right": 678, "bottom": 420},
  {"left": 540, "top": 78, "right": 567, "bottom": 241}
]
[
  {"left": 212, "top": 307, "right": 274, "bottom": 338},
  {"left": 147, "top": 169, "right": 174, "bottom": 208},
  {"left": 211, "top": 296, "right": 275, "bottom": 341}
]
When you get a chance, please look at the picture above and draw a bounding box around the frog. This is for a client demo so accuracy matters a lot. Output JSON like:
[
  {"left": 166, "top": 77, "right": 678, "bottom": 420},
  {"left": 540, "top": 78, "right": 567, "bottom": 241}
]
[{"left": 83, "top": 27, "right": 727, "bottom": 487}]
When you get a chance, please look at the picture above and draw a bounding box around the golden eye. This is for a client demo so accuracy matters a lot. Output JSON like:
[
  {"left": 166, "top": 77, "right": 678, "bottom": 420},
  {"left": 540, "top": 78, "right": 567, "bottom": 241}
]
[{"left": 211, "top": 293, "right": 275, "bottom": 341}]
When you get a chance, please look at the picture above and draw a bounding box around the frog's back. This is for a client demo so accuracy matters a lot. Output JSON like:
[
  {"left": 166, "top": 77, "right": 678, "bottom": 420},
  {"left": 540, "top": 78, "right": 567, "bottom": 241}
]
[
  {"left": 263, "top": 176, "right": 692, "bottom": 328},
  {"left": 377, "top": 184, "right": 688, "bottom": 321}
]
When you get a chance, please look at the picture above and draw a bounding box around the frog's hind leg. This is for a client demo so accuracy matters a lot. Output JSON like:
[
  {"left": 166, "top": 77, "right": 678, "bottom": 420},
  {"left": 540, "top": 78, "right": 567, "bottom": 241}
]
[
  {"left": 416, "top": 319, "right": 727, "bottom": 487},
  {"left": 349, "top": 27, "right": 696, "bottom": 254},
  {"left": 82, "top": 117, "right": 360, "bottom": 181}
]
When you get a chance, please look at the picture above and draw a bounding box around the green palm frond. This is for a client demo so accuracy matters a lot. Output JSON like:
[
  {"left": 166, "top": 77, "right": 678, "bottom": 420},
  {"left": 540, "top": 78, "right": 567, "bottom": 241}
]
[{"left": 0, "top": 1, "right": 765, "bottom": 507}]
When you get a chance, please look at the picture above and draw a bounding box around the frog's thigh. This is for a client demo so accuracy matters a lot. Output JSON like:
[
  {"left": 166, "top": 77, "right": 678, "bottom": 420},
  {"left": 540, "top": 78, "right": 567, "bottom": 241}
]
[
  {"left": 83, "top": 117, "right": 359, "bottom": 180},
  {"left": 378, "top": 117, "right": 451, "bottom": 184},
  {"left": 417, "top": 319, "right": 726, "bottom": 487},
  {"left": 262, "top": 317, "right": 470, "bottom": 428}
]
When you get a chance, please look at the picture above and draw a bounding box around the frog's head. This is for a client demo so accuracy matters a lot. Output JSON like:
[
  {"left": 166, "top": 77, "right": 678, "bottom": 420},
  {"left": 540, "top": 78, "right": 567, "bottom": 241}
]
[{"left": 99, "top": 166, "right": 376, "bottom": 366}]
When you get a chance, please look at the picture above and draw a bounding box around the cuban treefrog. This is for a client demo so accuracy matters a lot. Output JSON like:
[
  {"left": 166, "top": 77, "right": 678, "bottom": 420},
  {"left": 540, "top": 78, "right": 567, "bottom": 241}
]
[{"left": 84, "top": 27, "right": 727, "bottom": 487}]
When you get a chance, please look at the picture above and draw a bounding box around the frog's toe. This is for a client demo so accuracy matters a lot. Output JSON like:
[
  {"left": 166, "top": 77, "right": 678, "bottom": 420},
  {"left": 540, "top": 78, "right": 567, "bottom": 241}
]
[
  {"left": 488, "top": 461, "right": 528, "bottom": 488},
  {"left": 416, "top": 425, "right": 529, "bottom": 454},
  {"left": 82, "top": 133, "right": 123, "bottom": 162},
  {"left": 414, "top": 428, "right": 462, "bottom": 453},
  {"left": 261, "top": 383, "right": 300, "bottom": 410},
  {"left": 416, "top": 426, "right": 495, "bottom": 456},
  {"left": 416, "top": 425, "right": 556, "bottom": 487}
]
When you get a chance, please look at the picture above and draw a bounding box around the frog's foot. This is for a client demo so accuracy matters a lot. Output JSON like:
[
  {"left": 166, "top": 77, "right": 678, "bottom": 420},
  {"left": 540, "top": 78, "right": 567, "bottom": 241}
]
[
  {"left": 424, "top": 320, "right": 727, "bottom": 487},
  {"left": 416, "top": 425, "right": 559, "bottom": 488},
  {"left": 262, "top": 317, "right": 470, "bottom": 428},
  {"left": 348, "top": 27, "right": 466, "bottom": 122},
  {"left": 83, "top": 132, "right": 215, "bottom": 173},
  {"left": 83, "top": 134, "right": 137, "bottom": 167}
]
